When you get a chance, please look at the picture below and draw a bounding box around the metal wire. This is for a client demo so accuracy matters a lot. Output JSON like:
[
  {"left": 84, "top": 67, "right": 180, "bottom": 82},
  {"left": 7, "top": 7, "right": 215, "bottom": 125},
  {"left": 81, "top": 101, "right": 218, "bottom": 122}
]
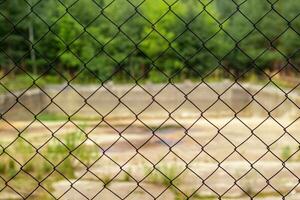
[{"left": 0, "top": 0, "right": 300, "bottom": 199}]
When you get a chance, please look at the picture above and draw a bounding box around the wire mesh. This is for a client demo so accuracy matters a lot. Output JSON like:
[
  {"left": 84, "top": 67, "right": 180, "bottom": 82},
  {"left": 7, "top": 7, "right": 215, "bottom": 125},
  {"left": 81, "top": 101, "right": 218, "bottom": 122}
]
[{"left": 0, "top": 0, "right": 300, "bottom": 199}]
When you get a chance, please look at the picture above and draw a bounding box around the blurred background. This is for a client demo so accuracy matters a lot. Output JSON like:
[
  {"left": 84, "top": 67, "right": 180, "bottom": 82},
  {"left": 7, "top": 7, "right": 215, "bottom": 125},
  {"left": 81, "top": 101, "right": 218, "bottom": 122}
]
[
  {"left": 1, "top": 0, "right": 300, "bottom": 88},
  {"left": 0, "top": 0, "right": 300, "bottom": 200}
]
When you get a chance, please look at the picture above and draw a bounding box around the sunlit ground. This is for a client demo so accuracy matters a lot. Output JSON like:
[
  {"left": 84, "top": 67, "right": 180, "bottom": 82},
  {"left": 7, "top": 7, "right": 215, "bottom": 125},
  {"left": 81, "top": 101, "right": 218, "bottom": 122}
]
[{"left": 0, "top": 81, "right": 300, "bottom": 200}]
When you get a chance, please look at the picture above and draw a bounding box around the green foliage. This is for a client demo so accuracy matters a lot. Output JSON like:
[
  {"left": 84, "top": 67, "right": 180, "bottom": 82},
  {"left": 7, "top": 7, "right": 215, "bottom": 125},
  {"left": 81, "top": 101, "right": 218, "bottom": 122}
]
[
  {"left": 0, "top": 160, "right": 7, "bottom": 174},
  {"left": 0, "top": 132, "right": 95, "bottom": 182},
  {"left": 143, "top": 163, "right": 181, "bottom": 186},
  {"left": 64, "top": 131, "right": 86, "bottom": 151},
  {"left": 0, "top": 130, "right": 100, "bottom": 198},
  {"left": 159, "top": 164, "right": 181, "bottom": 186},
  {"left": 122, "top": 170, "right": 132, "bottom": 182},
  {"left": 281, "top": 146, "right": 292, "bottom": 161},
  {"left": 74, "top": 144, "right": 99, "bottom": 166},
  {"left": 42, "top": 161, "right": 53, "bottom": 174},
  {"left": 0, "top": 0, "right": 299, "bottom": 83},
  {"left": 8, "top": 159, "right": 18, "bottom": 178},
  {"left": 57, "top": 157, "right": 76, "bottom": 179},
  {"left": 102, "top": 174, "right": 112, "bottom": 186},
  {"left": 36, "top": 113, "right": 68, "bottom": 122}
]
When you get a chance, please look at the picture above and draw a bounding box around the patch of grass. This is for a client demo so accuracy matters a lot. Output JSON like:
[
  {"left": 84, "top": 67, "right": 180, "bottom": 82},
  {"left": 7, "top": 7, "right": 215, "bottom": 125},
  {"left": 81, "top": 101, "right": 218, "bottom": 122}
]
[
  {"left": 57, "top": 158, "right": 76, "bottom": 179},
  {"left": 0, "top": 129, "right": 101, "bottom": 198},
  {"left": 243, "top": 72, "right": 296, "bottom": 90},
  {"left": 122, "top": 169, "right": 132, "bottom": 182},
  {"left": 271, "top": 76, "right": 297, "bottom": 89},
  {"left": 102, "top": 174, "right": 112, "bottom": 186},
  {"left": 174, "top": 191, "right": 185, "bottom": 200},
  {"left": 23, "top": 162, "right": 35, "bottom": 173},
  {"left": 46, "top": 131, "right": 86, "bottom": 162},
  {"left": 281, "top": 146, "right": 292, "bottom": 161},
  {"left": 0, "top": 74, "right": 34, "bottom": 94},
  {"left": 0, "top": 156, "right": 18, "bottom": 178},
  {"left": 159, "top": 164, "right": 181, "bottom": 186},
  {"left": 143, "top": 163, "right": 181, "bottom": 187},
  {"left": 64, "top": 131, "right": 86, "bottom": 151},
  {"left": 42, "top": 161, "right": 53, "bottom": 174},
  {"left": 43, "top": 130, "right": 101, "bottom": 181},
  {"left": 37, "top": 113, "right": 101, "bottom": 122},
  {"left": 46, "top": 140, "right": 69, "bottom": 165},
  {"left": 242, "top": 176, "right": 257, "bottom": 197},
  {"left": 0, "top": 161, "right": 6, "bottom": 174},
  {"left": 143, "top": 164, "right": 160, "bottom": 184},
  {"left": 8, "top": 159, "right": 18, "bottom": 179},
  {"left": 149, "top": 125, "right": 179, "bottom": 132},
  {"left": 36, "top": 113, "right": 69, "bottom": 121},
  {"left": 0, "top": 74, "right": 63, "bottom": 94},
  {"left": 74, "top": 145, "right": 99, "bottom": 167}
]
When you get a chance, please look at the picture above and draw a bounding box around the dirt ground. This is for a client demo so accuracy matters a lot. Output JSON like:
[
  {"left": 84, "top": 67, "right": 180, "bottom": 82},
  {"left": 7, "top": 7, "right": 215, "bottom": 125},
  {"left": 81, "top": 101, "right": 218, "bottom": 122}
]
[{"left": 1, "top": 116, "right": 300, "bottom": 199}]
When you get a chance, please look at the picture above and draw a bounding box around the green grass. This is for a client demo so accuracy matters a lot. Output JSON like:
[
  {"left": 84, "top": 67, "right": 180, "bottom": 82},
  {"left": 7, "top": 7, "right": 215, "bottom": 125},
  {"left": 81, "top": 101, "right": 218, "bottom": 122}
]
[
  {"left": 122, "top": 171, "right": 132, "bottom": 182},
  {"left": 36, "top": 113, "right": 69, "bottom": 121},
  {"left": 0, "top": 130, "right": 100, "bottom": 199},
  {"left": 102, "top": 174, "right": 113, "bottom": 186},
  {"left": 281, "top": 145, "right": 292, "bottom": 161},
  {"left": 143, "top": 163, "right": 182, "bottom": 187},
  {"left": 36, "top": 112, "right": 102, "bottom": 122},
  {"left": 0, "top": 74, "right": 63, "bottom": 94}
]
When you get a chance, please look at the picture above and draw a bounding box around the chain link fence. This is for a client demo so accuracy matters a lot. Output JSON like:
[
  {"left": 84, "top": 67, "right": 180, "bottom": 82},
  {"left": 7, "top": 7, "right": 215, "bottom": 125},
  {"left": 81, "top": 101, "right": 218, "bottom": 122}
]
[{"left": 0, "top": 0, "right": 300, "bottom": 199}]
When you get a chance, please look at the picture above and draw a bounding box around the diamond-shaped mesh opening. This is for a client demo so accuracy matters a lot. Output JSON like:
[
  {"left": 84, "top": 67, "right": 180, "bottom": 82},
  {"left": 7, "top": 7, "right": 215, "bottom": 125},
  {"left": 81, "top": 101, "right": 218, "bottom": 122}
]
[{"left": 1, "top": 0, "right": 300, "bottom": 199}]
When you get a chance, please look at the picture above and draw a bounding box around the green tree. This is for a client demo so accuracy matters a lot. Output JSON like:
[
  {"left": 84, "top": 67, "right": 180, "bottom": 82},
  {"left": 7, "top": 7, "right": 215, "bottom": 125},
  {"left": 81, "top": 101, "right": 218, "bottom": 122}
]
[
  {"left": 0, "top": 0, "right": 299, "bottom": 83},
  {"left": 174, "top": 1, "right": 227, "bottom": 79},
  {"left": 223, "top": 0, "right": 283, "bottom": 76},
  {"left": 0, "top": 0, "right": 29, "bottom": 74},
  {"left": 277, "top": 1, "right": 300, "bottom": 69}
]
